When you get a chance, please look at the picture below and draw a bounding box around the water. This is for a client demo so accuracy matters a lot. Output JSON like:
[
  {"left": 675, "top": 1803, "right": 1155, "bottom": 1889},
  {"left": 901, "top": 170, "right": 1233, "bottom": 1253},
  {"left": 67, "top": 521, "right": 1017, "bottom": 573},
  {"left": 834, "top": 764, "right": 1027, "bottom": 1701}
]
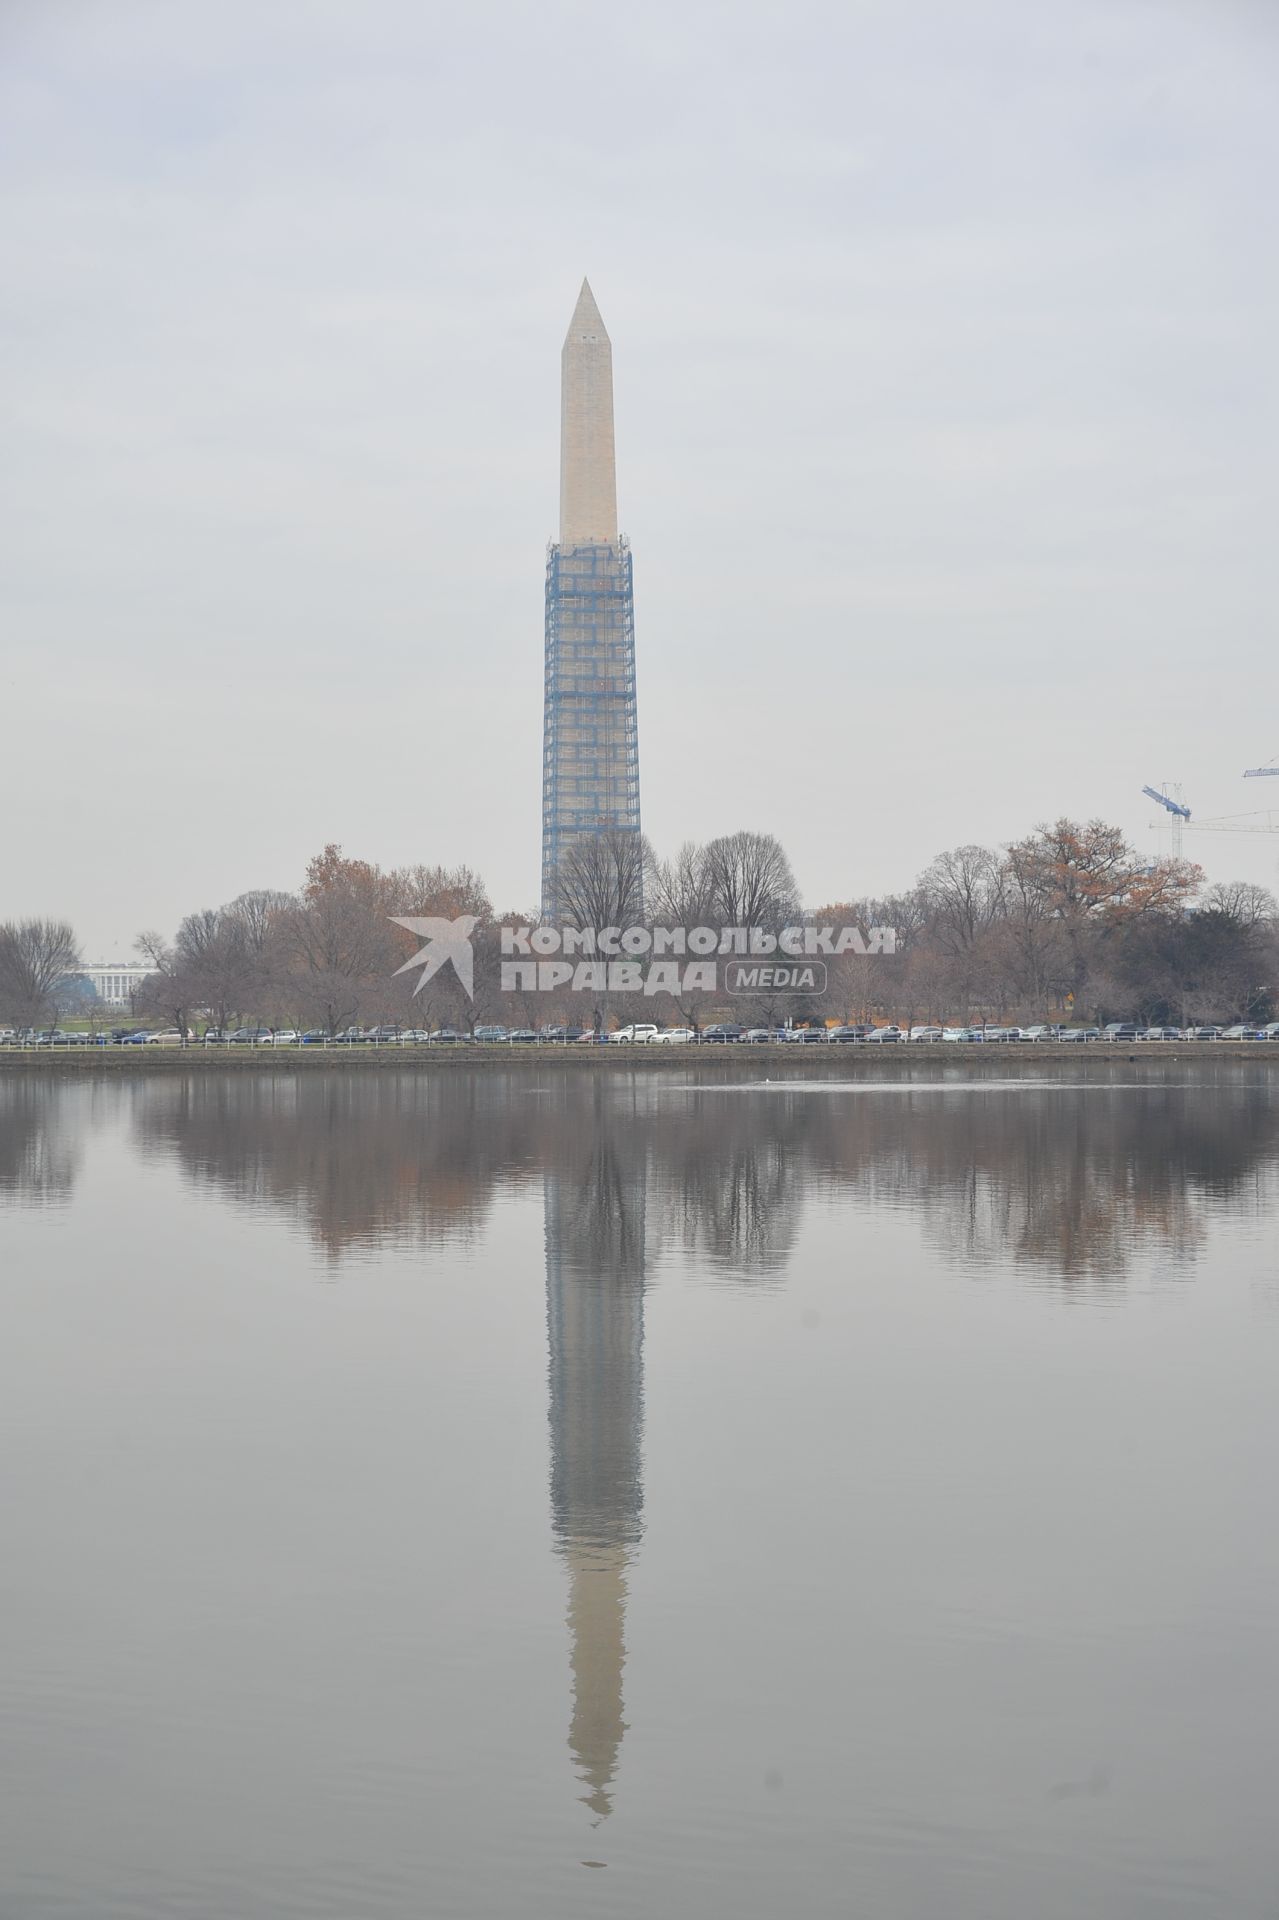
[{"left": 1, "top": 1064, "right": 1277, "bottom": 1918}]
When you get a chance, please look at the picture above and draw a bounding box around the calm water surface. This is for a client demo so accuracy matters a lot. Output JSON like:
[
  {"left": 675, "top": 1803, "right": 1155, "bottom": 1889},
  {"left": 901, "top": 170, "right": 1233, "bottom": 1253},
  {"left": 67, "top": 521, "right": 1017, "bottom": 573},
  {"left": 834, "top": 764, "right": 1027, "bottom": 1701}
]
[{"left": 1, "top": 1064, "right": 1277, "bottom": 1918}]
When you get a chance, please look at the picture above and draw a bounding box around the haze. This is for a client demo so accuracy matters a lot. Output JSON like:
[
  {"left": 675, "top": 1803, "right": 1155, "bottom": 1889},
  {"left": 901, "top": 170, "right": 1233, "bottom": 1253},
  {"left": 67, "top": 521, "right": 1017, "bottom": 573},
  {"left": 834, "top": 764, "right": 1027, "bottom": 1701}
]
[{"left": 3, "top": 0, "right": 1276, "bottom": 959}]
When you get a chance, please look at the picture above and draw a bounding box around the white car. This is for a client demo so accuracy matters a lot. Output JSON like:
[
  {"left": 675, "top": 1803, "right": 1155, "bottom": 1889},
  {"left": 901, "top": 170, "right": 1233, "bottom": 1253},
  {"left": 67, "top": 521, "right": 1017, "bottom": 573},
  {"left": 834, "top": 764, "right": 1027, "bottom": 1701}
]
[
  {"left": 611, "top": 1024, "right": 659, "bottom": 1043},
  {"left": 652, "top": 1027, "right": 694, "bottom": 1044},
  {"left": 908, "top": 1026, "right": 942, "bottom": 1042},
  {"left": 1019, "top": 1026, "right": 1057, "bottom": 1042}
]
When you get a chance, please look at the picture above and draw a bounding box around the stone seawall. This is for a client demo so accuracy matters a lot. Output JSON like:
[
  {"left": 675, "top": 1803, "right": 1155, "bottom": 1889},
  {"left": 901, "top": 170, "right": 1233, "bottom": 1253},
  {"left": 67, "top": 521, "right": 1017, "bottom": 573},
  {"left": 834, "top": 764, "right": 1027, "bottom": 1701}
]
[{"left": 1, "top": 1043, "right": 1274, "bottom": 1076}]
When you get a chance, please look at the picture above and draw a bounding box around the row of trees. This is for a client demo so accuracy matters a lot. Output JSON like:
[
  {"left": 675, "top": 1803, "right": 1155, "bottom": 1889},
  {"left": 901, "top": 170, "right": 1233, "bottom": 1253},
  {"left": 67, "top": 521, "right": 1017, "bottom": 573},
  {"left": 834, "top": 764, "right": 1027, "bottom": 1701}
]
[
  {"left": 3, "top": 820, "right": 1276, "bottom": 1034},
  {"left": 875, "top": 828, "right": 1275, "bottom": 1026},
  {"left": 133, "top": 849, "right": 492, "bottom": 1040}
]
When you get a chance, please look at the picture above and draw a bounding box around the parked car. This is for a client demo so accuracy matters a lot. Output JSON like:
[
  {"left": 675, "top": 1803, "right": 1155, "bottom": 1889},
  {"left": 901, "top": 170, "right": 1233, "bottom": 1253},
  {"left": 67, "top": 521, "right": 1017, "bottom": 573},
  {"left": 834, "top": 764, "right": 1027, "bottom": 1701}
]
[
  {"left": 1141, "top": 1026, "right": 1182, "bottom": 1041},
  {"left": 828, "top": 1026, "right": 867, "bottom": 1043},
  {"left": 1220, "top": 1024, "right": 1263, "bottom": 1040},
  {"left": 507, "top": 1029, "right": 539, "bottom": 1044},
  {"left": 611, "top": 1024, "right": 659, "bottom": 1043},
  {"left": 1102, "top": 1024, "right": 1143, "bottom": 1042},
  {"left": 652, "top": 1027, "right": 694, "bottom": 1044},
  {"left": 864, "top": 1025, "right": 901, "bottom": 1043},
  {"left": 473, "top": 1025, "right": 508, "bottom": 1042},
  {"left": 701, "top": 1025, "right": 744, "bottom": 1043},
  {"left": 983, "top": 1027, "right": 1023, "bottom": 1043},
  {"left": 908, "top": 1026, "right": 943, "bottom": 1043},
  {"left": 790, "top": 1026, "right": 829, "bottom": 1043},
  {"left": 1019, "top": 1025, "right": 1058, "bottom": 1042},
  {"left": 1186, "top": 1026, "right": 1221, "bottom": 1041},
  {"left": 575, "top": 1028, "right": 607, "bottom": 1043},
  {"left": 1261, "top": 1023, "right": 1279, "bottom": 1041}
]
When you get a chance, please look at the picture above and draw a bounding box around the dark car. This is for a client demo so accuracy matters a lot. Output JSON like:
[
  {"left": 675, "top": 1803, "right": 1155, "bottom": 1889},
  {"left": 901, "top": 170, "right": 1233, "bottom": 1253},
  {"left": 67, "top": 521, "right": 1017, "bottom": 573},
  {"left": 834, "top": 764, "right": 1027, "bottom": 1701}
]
[
  {"left": 828, "top": 1026, "right": 868, "bottom": 1043},
  {"left": 1103, "top": 1024, "right": 1143, "bottom": 1042},
  {"left": 701, "top": 1025, "right": 744, "bottom": 1043}
]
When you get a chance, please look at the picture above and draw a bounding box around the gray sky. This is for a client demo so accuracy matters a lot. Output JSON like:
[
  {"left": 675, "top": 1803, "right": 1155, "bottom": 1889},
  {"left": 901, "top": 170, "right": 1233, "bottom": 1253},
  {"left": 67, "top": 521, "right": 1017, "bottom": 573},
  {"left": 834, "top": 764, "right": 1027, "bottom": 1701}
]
[{"left": 3, "top": 0, "right": 1277, "bottom": 958}]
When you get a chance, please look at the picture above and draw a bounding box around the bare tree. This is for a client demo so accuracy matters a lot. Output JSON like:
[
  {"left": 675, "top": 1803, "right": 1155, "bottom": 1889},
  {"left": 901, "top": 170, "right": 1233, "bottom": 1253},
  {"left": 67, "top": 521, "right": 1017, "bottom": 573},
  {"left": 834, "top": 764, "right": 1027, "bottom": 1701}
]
[
  {"left": 135, "top": 930, "right": 192, "bottom": 1040},
  {"left": 649, "top": 840, "right": 719, "bottom": 927},
  {"left": 1201, "top": 880, "right": 1276, "bottom": 929},
  {"left": 917, "top": 845, "right": 1004, "bottom": 954},
  {"left": 0, "top": 919, "right": 80, "bottom": 1030},
  {"left": 702, "top": 830, "right": 798, "bottom": 931},
  {"left": 554, "top": 828, "right": 652, "bottom": 930}
]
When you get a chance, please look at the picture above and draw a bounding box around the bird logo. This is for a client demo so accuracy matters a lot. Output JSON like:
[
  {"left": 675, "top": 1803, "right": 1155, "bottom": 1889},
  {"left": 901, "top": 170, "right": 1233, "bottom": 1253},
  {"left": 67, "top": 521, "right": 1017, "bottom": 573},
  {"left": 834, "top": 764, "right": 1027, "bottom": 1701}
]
[{"left": 389, "top": 916, "right": 477, "bottom": 1000}]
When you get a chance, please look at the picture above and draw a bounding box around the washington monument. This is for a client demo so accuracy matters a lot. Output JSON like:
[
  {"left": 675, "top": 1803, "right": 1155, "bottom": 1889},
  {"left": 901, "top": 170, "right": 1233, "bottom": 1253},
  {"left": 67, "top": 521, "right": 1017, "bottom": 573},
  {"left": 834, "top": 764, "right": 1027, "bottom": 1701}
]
[{"left": 540, "top": 281, "right": 643, "bottom": 921}]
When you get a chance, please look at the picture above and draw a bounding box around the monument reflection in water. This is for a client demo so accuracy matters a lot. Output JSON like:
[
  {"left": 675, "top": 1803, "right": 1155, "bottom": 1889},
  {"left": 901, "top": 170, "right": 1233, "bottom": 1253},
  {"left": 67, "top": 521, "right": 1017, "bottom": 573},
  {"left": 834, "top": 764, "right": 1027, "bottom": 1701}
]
[{"left": 544, "top": 1126, "right": 646, "bottom": 1821}]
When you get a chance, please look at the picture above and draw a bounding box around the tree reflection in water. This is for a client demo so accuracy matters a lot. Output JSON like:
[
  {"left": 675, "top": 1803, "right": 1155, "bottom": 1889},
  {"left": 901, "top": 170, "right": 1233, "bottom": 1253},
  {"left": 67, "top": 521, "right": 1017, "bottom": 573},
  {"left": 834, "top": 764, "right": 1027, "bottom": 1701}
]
[{"left": 0, "top": 1081, "right": 85, "bottom": 1209}]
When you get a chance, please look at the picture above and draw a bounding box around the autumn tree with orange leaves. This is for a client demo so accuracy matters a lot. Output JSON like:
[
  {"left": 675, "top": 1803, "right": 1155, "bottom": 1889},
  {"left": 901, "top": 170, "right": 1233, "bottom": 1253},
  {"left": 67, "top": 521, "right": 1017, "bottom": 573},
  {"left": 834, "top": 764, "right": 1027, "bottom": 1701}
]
[{"left": 1002, "top": 818, "right": 1201, "bottom": 1009}]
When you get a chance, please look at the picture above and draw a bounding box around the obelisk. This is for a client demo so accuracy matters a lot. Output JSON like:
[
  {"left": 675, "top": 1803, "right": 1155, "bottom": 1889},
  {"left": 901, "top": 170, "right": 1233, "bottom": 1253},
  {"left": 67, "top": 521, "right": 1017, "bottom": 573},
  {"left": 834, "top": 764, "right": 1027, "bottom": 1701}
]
[
  {"left": 560, "top": 280, "right": 618, "bottom": 549},
  {"left": 541, "top": 280, "right": 642, "bottom": 923}
]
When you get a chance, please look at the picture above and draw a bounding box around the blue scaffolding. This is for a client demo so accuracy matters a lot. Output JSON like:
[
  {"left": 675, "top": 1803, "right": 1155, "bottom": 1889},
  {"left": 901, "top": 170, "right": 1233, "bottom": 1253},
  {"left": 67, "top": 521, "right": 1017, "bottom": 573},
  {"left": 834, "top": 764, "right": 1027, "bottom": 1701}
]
[{"left": 541, "top": 539, "right": 642, "bottom": 921}]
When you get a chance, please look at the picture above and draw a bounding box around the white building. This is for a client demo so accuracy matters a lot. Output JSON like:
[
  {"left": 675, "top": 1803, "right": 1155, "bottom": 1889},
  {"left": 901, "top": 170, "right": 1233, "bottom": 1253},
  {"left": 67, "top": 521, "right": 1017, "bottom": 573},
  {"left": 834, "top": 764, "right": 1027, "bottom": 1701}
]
[{"left": 79, "top": 963, "right": 151, "bottom": 1007}]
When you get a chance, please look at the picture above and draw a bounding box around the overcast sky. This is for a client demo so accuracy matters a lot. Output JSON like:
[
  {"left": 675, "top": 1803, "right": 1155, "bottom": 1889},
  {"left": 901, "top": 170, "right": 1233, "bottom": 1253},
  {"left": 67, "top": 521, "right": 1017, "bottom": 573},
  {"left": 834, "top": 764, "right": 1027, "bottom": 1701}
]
[{"left": 3, "top": 0, "right": 1277, "bottom": 957}]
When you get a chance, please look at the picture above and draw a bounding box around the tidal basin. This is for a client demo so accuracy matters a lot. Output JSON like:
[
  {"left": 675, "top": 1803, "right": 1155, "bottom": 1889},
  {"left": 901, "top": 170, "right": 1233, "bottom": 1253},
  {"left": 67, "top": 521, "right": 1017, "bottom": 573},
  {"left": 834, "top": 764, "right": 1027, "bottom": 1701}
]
[{"left": 2, "top": 1063, "right": 1277, "bottom": 1918}]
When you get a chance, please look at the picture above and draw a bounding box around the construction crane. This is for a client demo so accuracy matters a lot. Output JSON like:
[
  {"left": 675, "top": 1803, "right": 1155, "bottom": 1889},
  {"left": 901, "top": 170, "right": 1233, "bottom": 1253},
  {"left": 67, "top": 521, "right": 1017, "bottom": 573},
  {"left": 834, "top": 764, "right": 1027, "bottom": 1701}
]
[
  {"left": 1142, "top": 783, "right": 1190, "bottom": 858},
  {"left": 1243, "top": 754, "right": 1279, "bottom": 779},
  {"left": 1187, "top": 811, "right": 1279, "bottom": 836}
]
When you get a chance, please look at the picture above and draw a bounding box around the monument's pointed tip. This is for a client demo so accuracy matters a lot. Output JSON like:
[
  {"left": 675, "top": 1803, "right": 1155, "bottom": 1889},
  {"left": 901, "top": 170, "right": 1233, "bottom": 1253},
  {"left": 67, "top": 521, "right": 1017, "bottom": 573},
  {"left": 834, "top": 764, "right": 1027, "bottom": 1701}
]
[{"left": 567, "top": 276, "right": 608, "bottom": 342}]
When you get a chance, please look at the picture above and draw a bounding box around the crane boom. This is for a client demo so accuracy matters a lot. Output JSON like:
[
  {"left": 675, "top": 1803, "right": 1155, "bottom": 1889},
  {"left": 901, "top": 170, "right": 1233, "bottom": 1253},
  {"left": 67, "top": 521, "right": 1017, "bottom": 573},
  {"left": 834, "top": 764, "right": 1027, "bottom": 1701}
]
[
  {"left": 1141, "top": 784, "right": 1191, "bottom": 820},
  {"left": 1188, "top": 812, "right": 1279, "bottom": 835}
]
